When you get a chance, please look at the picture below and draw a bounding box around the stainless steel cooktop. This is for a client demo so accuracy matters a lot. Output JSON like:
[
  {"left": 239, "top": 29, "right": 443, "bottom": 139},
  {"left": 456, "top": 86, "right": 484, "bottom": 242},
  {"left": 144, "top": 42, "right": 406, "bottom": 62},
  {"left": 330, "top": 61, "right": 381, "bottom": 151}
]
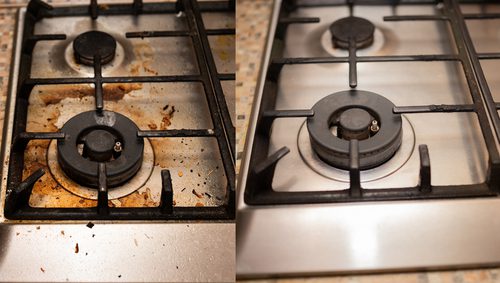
[
  {"left": 237, "top": 0, "right": 500, "bottom": 278},
  {"left": 0, "top": 0, "right": 235, "bottom": 281}
]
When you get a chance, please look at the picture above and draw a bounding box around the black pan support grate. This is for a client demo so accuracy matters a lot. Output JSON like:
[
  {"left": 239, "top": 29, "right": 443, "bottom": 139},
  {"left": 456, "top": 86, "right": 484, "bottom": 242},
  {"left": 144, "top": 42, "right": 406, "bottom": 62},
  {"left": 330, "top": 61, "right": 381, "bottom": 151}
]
[
  {"left": 4, "top": 0, "right": 235, "bottom": 220},
  {"left": 245, "top": 0, "right": 500, "bottom": 205}
]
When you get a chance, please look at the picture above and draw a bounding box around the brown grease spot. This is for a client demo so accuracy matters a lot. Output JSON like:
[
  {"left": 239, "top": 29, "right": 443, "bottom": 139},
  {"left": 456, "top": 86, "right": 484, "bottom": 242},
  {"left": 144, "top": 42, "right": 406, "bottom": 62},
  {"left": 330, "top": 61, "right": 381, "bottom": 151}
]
[{"left": 37, "top": 83, "right": 143, "bottom": 105}]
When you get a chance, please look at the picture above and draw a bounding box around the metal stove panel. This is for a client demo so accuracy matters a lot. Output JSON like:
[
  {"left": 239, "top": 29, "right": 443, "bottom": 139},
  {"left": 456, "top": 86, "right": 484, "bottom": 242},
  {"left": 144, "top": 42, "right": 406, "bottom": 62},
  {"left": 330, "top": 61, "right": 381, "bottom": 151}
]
[{"left": 237, "top": 0, "right": 500, "bottom": 277}]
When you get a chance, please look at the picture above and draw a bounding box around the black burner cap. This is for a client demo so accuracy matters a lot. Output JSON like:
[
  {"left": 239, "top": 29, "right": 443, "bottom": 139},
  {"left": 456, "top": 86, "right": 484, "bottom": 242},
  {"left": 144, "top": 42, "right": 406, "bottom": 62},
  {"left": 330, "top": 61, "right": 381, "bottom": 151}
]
[
  {"left": 82, "top": 129, "right": 117, "bottom": 162},
  {"left": 338, "top": 108, "right": 372, "bottom": 140},
  {"left": 330, "top": 16, "right": 375, "bottom": 49},
  {"left": 73, "top": 31, "right": 117, "bottom": 66},
  {"left": 57, "top": 111, "right": 143, "bottom": 188},
  {"left": 307, "top": 90, "right": 402, "bottom": 170}
]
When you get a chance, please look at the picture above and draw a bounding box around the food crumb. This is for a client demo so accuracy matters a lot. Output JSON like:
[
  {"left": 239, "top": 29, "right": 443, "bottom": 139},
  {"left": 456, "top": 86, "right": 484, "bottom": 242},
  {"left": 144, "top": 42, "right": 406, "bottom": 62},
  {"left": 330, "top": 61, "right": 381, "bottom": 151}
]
[
  {"left": 60, "top": 230, "right": 65, "bottom": 236},
  {"left": 86, "top": 222, "right": 94, "bottom": 229},
  {"left": 176, "top": 266, "right": 179, "bottom": 269},
  {"left": 16, "top": 232, "right": 20, "bottom": 236},
  {"left": 92, "top": 234, "right": 95, "bottom": 238},
  {"left": 75, "top": 243, "right": 79, "bottom": 254},
  {"left": 178, "top": 171, "right": 183, "bottom": 177},
  {"left": 147, "top": 122, "right": 157, "bottom": 130},
  {"left": 118, "top": 275, "right": 122, "bottom": 278},
  {"left": 36, "top": 226, "right": 40, "bottom": 230},
  {"left": 195, "top": 202, "right": 204, "bottom": 207},
  {"left": 134, "top": 238, "right": 138, "bottom": 247},
  {"left": 40, "top": 267, "right": 45, "bottom": 273},
  {"left": 192, "top": 189, "right": 203, "bottom": 198}
]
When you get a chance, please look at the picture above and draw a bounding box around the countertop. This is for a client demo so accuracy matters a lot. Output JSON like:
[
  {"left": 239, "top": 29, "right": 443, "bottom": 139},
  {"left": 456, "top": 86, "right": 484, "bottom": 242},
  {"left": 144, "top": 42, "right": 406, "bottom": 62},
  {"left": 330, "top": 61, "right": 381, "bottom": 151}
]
[{"left": 235, "top": 0, "right": 500, "bottom": 282}]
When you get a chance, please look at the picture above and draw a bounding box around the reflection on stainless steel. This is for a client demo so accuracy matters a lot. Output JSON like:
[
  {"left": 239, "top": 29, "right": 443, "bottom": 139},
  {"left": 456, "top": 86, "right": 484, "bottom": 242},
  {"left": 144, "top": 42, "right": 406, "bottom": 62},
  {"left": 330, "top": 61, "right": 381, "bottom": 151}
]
[{"left": 237, "top": 1, "right": 500, "bottom": 277}]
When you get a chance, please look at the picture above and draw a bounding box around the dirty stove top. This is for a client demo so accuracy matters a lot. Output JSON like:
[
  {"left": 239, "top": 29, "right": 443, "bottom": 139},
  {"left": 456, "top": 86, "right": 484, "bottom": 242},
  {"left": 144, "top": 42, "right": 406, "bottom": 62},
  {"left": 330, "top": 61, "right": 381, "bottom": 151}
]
[{"left": 1, "top": 0, "right": 235, "bottom": 221}]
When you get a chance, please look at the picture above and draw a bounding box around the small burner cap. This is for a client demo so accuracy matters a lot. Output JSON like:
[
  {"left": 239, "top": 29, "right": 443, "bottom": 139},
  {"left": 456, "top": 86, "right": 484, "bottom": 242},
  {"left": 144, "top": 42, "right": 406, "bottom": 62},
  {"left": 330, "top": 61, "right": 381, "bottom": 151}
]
[
  {"left": 338, "top": 108, "right": 372, "bottom": 140},
  {"left": 73, "top": 31, "right": 117, "bottom": 66},
  {"left": 307, "top": 90, "right": 402, "bottom": 170},
  {"left": 330, "top": 16, "right": 375, "bottom": 49},
  {"left": 82, "top": 129, "right": 116, "bottom": 162}
]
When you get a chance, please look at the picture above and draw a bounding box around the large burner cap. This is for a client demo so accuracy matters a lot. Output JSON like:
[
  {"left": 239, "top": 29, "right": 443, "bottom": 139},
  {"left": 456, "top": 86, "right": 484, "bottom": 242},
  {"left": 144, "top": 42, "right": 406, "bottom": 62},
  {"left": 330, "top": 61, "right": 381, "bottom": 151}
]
[
  {"left": 57, "top": 110, "right": 144, "bottom": 188},
  {"left": 307, "top": 90, "right": 402, "bottom": 170},
  {"left": 330, "top": 16, "right": 375, "bottom": 49},
  {"left": 73, "top": 31, "right": 117, "bottom": 66}
]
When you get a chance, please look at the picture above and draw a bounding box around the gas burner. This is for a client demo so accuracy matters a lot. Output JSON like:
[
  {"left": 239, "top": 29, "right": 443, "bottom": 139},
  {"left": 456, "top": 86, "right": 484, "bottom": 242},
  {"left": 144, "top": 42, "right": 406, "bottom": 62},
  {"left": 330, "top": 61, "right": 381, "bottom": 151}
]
[
  {"left": 329, "top": 16, "right": 375, "bottom": 49},
  {"left": 57, "top": 110, "right": 144, "bottom": 188},
  {"left": 48, "top": 139, "right": 154, "bottom": 200},
  {"left": 73, "top": 30, "right": 117, "bottom": 65},
  {"left": 307, "top": 90, "right": 402, "bottom": 170}
]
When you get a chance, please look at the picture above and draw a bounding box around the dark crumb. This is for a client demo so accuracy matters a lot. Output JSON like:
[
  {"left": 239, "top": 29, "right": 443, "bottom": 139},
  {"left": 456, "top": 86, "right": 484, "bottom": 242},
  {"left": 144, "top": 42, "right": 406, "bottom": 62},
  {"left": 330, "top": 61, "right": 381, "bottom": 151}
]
[
  {"left": 216, "top": 166, "right": 219, "bottom": 169},
  {"left": 75, "top": 243, "right": 79, "bottom": 254},
  {"left": 162, "top": 243, "right": 165, "bottom": 246},
  {"left": 86, "top": 222, "right": 94, "bottom": 229},
  {"left": 92, "top": 234, "right": 95, "bottom": 238},
  {"left": 192, "top": 189, "right": 203, "bottom": 198},
  {"left": 60, "top": 230, "right": 65, "bottom": 236},
  {"left": 201, "top": 148, "right": 204, "bottom": 152},
  {"left": 203, "top": 182, "right": 206, "bottom": 185},
  {"left": 204, "top": 192, "right": 212, "bottom": 198},
  {"left": 36, "top": 226, "right": 40, "bottom": 230},
  {"left": 197, "top": 173, "right": 201, "bottom": 177},
  {"left": 181, "top": 188, "right": 186, "bottom": 192},
  {"left": 85, "top": 252, "right": 88, "bottom": 256},
  {"left": 16, "top": 232, "right": 20, "bottom": 236},
  {"left": 190, "top": 169, "right": 193, "bottom": 173},
  {"left": 163, "top": 104, "right": 169, "bottom": 110},
  {"left": 180, "top": 160, "right": 184, "bottom": 163},
  {"left": 40, "top": 267, "right": 45, "bottom": 273},
  {"left": 118, "top": 275, "right": 122, "bottom": 278},
  {"left": 197, "top": 183, "right": 200, "bottom": 187},
  {"left": 176, "top": 266, "right": 179, "bottom": 269}
]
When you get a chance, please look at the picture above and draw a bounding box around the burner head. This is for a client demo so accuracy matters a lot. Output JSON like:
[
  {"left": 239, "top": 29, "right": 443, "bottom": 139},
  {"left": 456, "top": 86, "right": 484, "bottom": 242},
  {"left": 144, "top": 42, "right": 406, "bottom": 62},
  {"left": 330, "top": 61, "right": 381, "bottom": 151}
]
[
  {"left": 73, "top": 31, "right": 117, "bottom": 66},
  {"left": 57, "top": 110, "right": 144, "bottom": 188},
  {"left": 330, "top": 16, "right": 375, "bottom": 49},
  {"left": 307, "top": 90, "right": 402, "bottom": 170}
]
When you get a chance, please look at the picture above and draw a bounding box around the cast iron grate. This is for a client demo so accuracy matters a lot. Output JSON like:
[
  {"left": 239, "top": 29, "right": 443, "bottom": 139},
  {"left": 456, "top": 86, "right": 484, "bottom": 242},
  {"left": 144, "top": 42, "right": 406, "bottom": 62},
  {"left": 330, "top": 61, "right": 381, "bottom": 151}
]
[
  {"left": 4, "top": 0, "right": 235, "bottom": 220},
  {"left": 244, "top": 0, "right": 500, "bottom": 205}
]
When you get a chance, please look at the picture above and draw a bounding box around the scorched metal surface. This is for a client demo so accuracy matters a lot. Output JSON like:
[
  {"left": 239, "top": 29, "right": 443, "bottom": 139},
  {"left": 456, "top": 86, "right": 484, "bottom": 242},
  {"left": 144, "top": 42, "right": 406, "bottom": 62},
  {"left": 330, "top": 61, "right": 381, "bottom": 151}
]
[{"left": 0, "top": 0, "right": 235, "bottom": 281}]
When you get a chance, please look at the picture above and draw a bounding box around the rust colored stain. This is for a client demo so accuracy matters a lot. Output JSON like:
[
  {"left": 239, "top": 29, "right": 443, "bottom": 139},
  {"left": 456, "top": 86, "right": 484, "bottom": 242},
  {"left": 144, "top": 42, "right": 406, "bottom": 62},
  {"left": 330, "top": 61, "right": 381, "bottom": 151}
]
[
  {"left": 114, "top": 188, "right": 157, "bottom": 207},
  {"left": 36, "top": 83, "right": 143, "bottom": 105}
]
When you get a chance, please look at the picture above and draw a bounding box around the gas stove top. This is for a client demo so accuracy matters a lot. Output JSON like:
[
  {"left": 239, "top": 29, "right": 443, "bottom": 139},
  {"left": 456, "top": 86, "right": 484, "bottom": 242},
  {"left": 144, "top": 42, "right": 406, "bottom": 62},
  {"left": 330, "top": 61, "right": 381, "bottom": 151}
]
[
  {"left": 1, "top": 0, "right": 235, "bottom": 221},
  {"left": 0, "top": 0, "right": 235, "bottom": 281},
  {"left": 237, "top": 0, "right": 500, "bottom": 277}
]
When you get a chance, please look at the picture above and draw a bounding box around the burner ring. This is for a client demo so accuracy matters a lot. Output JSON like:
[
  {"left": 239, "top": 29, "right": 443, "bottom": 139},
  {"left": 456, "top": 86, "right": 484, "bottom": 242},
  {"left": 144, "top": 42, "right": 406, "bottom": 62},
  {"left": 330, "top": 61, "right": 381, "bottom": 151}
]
[
  {"left": 73, "top": 31, "right": 117, "bottom": 66},
  {"left": 307, "top": 90, "right": 402, "bottom": 170},
  {"left": 57, "top": 110, "right": 144, "bottom": 188},
  {"left": 330, "top": 16, "right": 375, "bottom": 49}
]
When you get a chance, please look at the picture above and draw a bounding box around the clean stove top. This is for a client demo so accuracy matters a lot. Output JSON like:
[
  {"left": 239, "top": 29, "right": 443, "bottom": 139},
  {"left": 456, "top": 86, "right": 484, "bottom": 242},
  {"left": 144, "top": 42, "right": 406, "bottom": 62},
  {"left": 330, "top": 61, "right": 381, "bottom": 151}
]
[{"left": 237, "top": 0, "right": 500, "bottom": 278}]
